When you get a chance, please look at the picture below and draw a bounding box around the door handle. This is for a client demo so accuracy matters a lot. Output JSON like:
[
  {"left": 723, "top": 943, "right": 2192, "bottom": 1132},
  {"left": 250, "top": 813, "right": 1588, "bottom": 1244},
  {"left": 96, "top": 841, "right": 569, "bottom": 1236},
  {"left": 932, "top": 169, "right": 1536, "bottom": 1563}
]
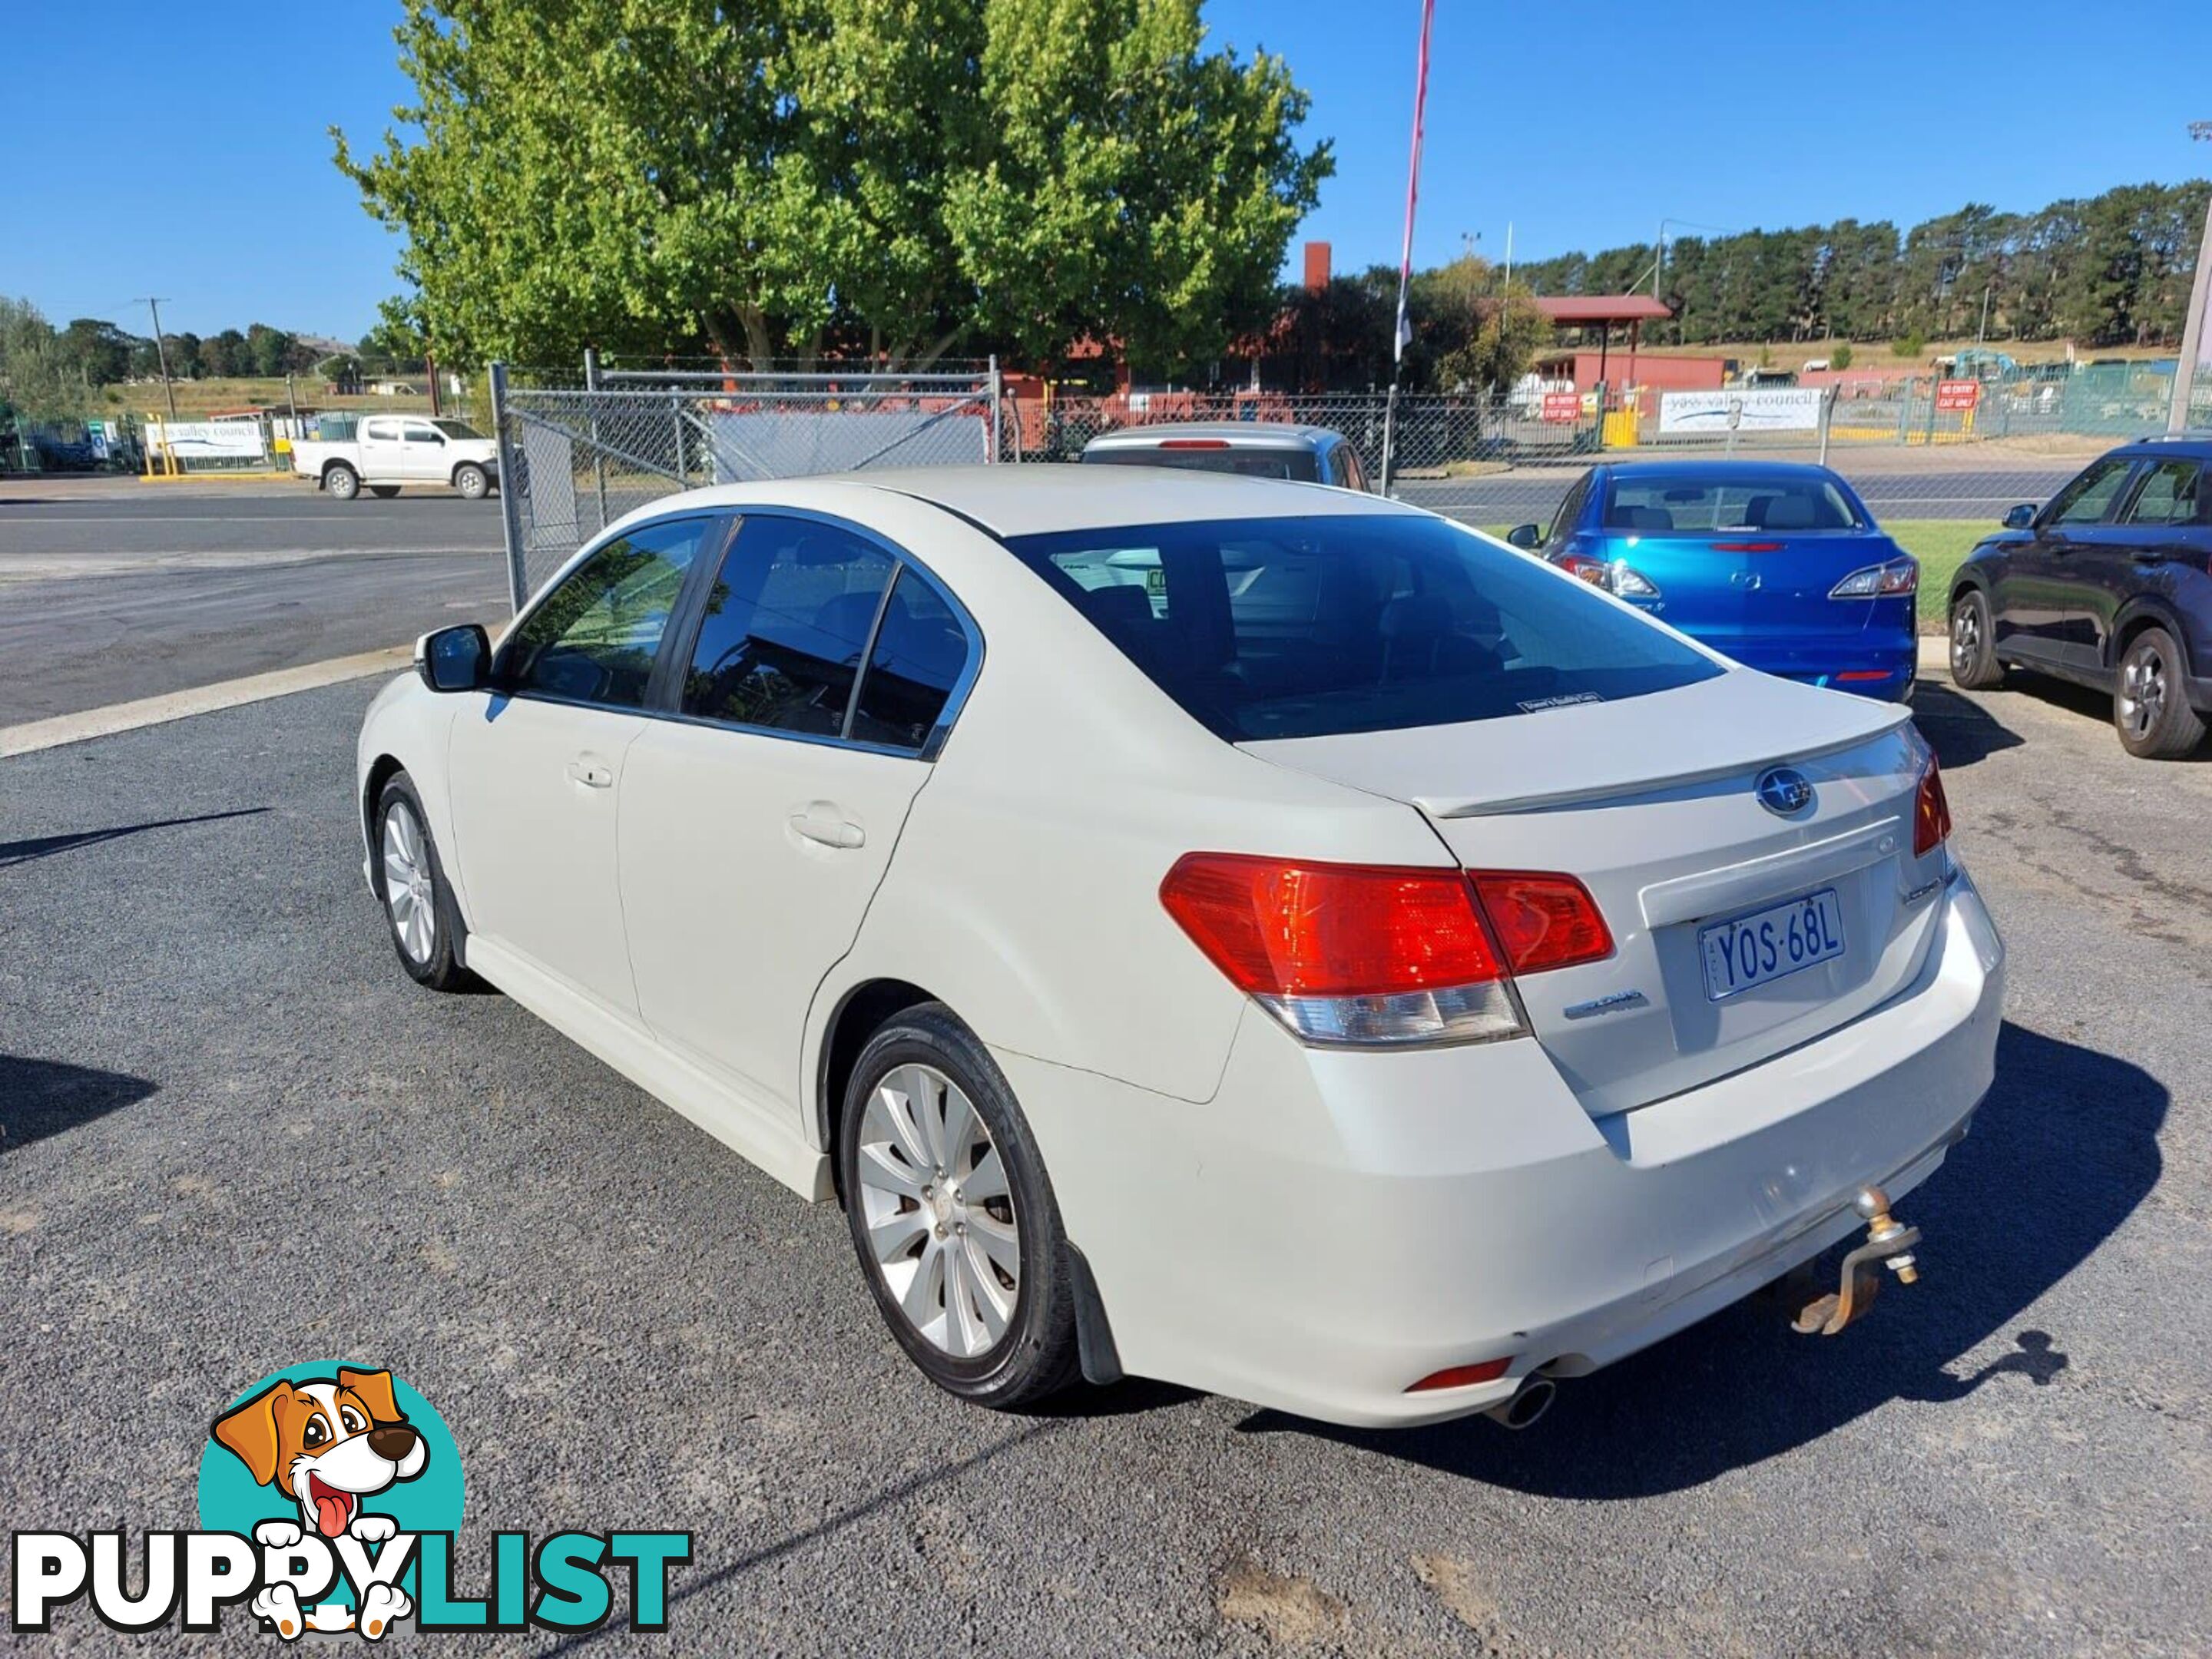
[
  {"left": 790, "top": 809, "right": 865, "bottom": 849},
  {"left": 565, "top": 758, "right": 614, "bottom": 790}
]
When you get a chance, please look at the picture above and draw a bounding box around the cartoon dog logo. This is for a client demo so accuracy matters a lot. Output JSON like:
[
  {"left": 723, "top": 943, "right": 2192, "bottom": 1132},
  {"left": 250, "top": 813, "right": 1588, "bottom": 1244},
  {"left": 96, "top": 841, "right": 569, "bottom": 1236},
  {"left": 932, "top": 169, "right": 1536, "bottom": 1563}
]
[{"left": 213, "top": 1367, "right": 426, "bottom": 1639}]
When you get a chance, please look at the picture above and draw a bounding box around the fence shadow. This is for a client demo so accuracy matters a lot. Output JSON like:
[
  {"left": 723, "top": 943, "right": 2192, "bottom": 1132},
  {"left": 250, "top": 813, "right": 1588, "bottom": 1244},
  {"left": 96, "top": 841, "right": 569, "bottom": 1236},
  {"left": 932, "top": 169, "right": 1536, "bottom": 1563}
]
[
  {"left": 0, "top": 807, "right": 270, "bottom": 870},
  {"left": 1909, "top": 680, "right": 2025, "bottom": 769},
  {"left": 1, "top": 1055, "right": 159, "bottom": 1154},
  {"left": 1234, "top": 1022, "right": 2161, "bottom": 1498}
]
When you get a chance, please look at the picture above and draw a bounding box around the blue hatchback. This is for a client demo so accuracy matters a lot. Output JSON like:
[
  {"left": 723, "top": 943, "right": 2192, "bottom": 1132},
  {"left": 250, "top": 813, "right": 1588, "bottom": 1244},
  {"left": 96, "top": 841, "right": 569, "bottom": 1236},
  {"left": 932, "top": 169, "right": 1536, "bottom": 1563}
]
[{"left": 1508, "top": 460, "right": 1918, "bottom": 700}]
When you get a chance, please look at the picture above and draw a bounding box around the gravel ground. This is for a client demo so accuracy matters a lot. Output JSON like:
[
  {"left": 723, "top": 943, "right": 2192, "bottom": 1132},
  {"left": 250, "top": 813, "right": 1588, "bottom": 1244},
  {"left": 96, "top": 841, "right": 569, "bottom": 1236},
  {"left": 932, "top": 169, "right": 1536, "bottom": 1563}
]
[{"left": 2, "top": 670, "right": 2208, "bottom": 1655}]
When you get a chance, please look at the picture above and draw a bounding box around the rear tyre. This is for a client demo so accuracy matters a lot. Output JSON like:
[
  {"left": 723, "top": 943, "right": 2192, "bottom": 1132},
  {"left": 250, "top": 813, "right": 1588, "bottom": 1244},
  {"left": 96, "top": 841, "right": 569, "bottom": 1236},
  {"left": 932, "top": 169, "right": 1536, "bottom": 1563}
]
[
  {"left": 372, "top": 773, "right": 474, "bottom": 990},
  {"left": 838, "top": 1004, "right": 1081, "bottom": 1409},
  {"left": 2114, "top": 627, "right": 2207, "bottom": 760},
  {"left": 368, "top": 484, "right": 401, "bottom": 498},
  {"left": 453, "top": 462, "right": 489, "bottom": 501},
  {"left": 1948, "top": 589, "right": 2005, "bottom": 689},
  {"left": 325, "top": 462, "right": 360, "bottom": 502}
]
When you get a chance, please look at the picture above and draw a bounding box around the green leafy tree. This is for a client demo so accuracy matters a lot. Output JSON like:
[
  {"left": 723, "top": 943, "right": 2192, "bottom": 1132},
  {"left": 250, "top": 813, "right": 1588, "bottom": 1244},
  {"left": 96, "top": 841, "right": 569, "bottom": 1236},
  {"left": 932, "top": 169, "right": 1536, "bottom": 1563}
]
[
  {"left": 246, "top": 323, "right": 298, "bottom": 378},
  {"left": 1435, "top": 273, "right": 1548, "bottom": 393},
  {"left": 0, "top": 296, "right": 84, "bottom": 420},
  {"left": 1830, "top": 341, "right": 1853, "bottom": 369},
  {"left": 359, "top": 300, "right": 426, "bottom": 370},
  {"left": 334, "top": 0, "right": 1330, "bottom": 372},
  {"left": 1892, "top": 329, "right": 1926, "bottom": 361},
  {"left": 58, "top": 319, "right": 139, "bottom": 388}
]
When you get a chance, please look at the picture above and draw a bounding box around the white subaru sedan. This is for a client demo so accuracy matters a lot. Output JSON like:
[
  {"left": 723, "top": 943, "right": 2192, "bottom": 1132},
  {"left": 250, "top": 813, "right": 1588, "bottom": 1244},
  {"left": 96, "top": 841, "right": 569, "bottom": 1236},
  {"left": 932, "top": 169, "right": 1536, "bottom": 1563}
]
[{"left": 357, "top": 468, "right": 2003, "bottom": 1429}]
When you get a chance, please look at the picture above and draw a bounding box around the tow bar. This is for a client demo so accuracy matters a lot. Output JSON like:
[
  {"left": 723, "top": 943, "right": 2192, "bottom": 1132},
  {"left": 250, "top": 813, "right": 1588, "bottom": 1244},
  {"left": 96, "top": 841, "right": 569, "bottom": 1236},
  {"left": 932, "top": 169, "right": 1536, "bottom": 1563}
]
[{"left": 1793, "top": 1185, "right": 1922, "bottom": 1337}]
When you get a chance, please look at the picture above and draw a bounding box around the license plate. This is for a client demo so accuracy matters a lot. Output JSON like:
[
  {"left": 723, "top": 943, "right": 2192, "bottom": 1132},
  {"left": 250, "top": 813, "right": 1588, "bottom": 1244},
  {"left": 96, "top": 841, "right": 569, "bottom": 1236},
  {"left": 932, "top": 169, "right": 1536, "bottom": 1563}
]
[{"left": 1699, "top": 888, "right": 1846, "bottom": 1002}]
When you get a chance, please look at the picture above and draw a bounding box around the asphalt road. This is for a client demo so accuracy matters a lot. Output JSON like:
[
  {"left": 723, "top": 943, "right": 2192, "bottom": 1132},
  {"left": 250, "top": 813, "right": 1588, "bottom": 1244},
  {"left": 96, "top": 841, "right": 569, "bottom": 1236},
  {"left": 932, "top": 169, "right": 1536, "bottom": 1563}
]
[
  {"left": 0, "top": 484, "right": 507, "bottom": 723},
  {"left": 4, "top": 664, "right": 2207, "bottom": 1654},
  {"left": 1397, "top": 460, "right": 2085, "bottom": 530}
]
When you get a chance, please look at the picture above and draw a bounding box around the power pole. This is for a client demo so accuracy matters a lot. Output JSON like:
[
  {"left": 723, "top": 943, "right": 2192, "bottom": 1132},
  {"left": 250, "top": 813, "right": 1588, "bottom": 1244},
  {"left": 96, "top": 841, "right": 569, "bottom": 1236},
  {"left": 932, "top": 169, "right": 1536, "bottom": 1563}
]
[
  {"left": 2170, "top": 122, "right": 2212, "bottom": 432},
  {"left": 138, "top": 297, "right": 180, "bottom": 426}
]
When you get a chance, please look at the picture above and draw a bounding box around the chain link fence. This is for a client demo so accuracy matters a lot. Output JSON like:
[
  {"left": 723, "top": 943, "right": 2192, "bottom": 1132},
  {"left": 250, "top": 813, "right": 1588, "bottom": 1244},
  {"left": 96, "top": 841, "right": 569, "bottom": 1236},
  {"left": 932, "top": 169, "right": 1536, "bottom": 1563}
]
[
  {"left": 490, "top": 358, "right": 2187, "bottom": 628},
  {"left": 490, "top": 363, "right": 1001, "bottom": 604}
]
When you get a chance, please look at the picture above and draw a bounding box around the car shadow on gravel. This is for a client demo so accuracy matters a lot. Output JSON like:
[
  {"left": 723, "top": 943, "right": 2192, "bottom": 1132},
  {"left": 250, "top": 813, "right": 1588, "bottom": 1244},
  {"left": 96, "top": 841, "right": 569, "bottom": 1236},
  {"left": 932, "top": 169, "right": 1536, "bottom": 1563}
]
[
  {"left": 1236, "top": 1021, "right": 2162, "bottom": 1498},
  {"left": 1986, "top": 671, "right": 2212, "bottom": 762},
  {"left": 0, "top": 806, "right": 269, "bottom": 869},
  {"left": 0, "top": 1056, "right": 158, "bottom": 1154},
  {"left": 1909, "top": 682, "right": 2025, "bottom": 769}
]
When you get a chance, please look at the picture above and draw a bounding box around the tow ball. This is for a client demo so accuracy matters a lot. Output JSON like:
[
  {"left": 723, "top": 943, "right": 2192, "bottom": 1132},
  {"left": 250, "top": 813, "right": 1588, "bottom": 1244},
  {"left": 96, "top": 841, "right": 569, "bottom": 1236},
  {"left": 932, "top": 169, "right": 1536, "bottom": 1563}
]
[{"left": 1793, "top": 1185, "right": 1922, "bottom": 1337}]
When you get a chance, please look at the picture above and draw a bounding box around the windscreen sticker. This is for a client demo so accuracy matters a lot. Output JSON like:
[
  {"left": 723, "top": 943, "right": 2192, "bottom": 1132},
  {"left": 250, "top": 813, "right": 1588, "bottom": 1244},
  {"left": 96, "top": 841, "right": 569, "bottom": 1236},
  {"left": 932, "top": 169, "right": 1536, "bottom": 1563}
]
[{"left": 1516, "top": 692, "right": 1604, "bottom": 713}]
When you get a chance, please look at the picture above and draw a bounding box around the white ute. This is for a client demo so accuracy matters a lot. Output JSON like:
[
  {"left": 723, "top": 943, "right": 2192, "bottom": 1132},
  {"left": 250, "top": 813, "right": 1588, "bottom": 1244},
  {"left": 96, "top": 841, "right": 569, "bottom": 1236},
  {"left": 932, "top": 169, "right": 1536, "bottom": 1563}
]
[{"left": 293, "top": 414, "right": 499, "bottom": 501}]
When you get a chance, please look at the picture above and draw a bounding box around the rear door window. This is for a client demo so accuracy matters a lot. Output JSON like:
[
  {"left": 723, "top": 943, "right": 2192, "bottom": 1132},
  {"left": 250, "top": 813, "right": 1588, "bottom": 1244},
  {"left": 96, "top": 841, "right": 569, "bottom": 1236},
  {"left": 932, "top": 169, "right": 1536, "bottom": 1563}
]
[
  {"left": 680, "top": 518, "right": 896, "bottom": 737},
  {"left": 2121, "top": 461, "right": 2204, "bottom": 526},
  {"left": 1005, "top": 513, "right": 1723, "bottom": 742}
]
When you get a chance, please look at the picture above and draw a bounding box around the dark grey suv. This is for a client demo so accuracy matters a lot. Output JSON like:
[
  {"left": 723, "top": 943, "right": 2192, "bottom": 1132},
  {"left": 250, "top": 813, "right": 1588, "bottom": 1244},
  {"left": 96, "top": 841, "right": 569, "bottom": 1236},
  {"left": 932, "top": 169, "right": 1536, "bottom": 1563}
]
[{"left": 1948, "top": 435, "right": 2212, "bottom": 757}]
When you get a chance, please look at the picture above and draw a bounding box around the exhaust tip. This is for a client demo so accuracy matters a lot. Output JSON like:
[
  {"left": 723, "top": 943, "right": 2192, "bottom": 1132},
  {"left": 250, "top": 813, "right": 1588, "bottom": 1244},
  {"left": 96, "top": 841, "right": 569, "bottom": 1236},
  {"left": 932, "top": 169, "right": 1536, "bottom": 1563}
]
[{"left": 1482, "top": 1376, "right": 1556, "bottom": 1431}]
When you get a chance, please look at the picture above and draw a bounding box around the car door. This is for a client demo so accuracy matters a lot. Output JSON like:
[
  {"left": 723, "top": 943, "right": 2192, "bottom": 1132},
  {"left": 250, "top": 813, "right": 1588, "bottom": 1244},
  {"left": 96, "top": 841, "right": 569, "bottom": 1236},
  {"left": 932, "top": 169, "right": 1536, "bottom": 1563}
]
[
  {"left": 359, "top": 417, "right": 405, "bottom": 480},
  {"left": 1998, "top": 455, "right": 2136, "bottom": 666},
  {"left": 399, "top": 419, "right": 448, "bottom": 482},
  {"left": 618, "top": 512, "right": 975, "bottom": 1112},
  {"left": 445, "top": 514, "right": 724, "bottom": 1013},
  {"left": 2091, "top": 459, "right": 2210, "bottom": 664}
]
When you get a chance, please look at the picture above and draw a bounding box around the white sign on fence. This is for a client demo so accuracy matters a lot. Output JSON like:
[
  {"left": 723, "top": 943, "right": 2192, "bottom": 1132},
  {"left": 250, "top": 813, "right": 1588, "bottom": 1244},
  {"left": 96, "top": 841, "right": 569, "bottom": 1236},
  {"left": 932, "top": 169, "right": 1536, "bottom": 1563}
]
[
  {"left": 143, "top": 420, "right": 268, "bottom": 460},
  {"left": 1657, "top": 389, "right": 1823, "bottom": 435}
]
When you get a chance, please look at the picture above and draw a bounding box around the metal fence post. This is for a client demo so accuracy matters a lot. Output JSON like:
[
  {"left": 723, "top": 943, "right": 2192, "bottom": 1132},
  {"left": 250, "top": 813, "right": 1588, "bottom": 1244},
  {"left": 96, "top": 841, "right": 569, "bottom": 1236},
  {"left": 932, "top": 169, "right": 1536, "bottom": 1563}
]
[
  {"left": 988, "top": 353, "right": 1003, "bottom": 463},
  {"left": 488, "top": 361, "right": 528, "bottom": 613},
  {"left": 1818, "top": 385, "right": 1836, "bottom": 467},
  {"left": 1379, "top": 382, "right": 1400, "bottom": 495},
  {"left": 584, "top": 346, "right": 610, "bottom": 533},
  {"left": 671, "top": 392, "right": 687, "bottom": 485}
]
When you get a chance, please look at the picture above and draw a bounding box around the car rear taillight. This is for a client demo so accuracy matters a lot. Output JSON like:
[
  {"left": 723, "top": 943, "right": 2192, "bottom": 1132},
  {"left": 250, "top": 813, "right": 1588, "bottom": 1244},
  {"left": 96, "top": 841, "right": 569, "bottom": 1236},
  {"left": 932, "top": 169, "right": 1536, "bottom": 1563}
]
[
  {"left": 1558, "top": 553, "right": 1658, "bottom": 598},
  {"left": 1157, "top": 438, "right": 1230, "bottom": 449},
  {"left": 1470, "top": 873, "right": 1614, "bottom": 973},
  {"left": 1712, "top": 541, "right": 1783, "bottom": 553},
  {"left": 1159, "top": 856, "right": 1611, "bottom": 1047},
  {"left": 1830, "top": 557, "right": 1918, "bottom": 599},
  {"left": 1913, "top": 756, "right": 1952, "bottom": 857}
]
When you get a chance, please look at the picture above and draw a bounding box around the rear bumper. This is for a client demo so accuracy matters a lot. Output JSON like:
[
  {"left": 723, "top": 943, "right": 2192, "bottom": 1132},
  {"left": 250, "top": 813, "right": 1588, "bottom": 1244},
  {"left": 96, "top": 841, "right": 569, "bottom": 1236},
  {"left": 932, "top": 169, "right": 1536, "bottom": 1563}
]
[
  {"left": 1002, "top": 866, "right": 2003, "bottom": 1429},
  {"left": 1732, "top": 638, "right": 1919, "bottom": 701}
]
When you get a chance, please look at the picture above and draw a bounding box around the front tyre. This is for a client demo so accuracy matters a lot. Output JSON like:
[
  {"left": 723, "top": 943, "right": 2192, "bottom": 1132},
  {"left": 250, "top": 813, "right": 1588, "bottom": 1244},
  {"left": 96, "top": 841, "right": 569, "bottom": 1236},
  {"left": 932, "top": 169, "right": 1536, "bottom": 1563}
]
[
  {"left": 373, "top": 773, "right": 474, "bottom": 990},
  {"left": 325, "top": 462, "right": 360, "bottom": 502},
  {"left": 453, "top": 462, "right": 489, "bottom": 501},
  {"left": 2114, "top": 627, "right": 2207, "bottom": 759},
  {"left": 839, "top": 1005, "right": 1081, "bottom": 1409},
  {"left": 1948, "top": 589, "right": 2005, "bottom": 689}
]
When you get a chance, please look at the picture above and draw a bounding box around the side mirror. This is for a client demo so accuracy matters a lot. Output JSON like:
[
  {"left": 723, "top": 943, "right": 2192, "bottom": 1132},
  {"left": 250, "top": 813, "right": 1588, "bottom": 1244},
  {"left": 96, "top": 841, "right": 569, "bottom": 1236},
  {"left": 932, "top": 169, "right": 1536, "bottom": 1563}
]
[
  {"left": 1505, "top": 522, "right": 1542, "bottom": 549},
  {"left": 418, "top": 624, "right": 489, "bottom": 693},
  {"left": 2002, "top": 503, "right": 2036, "bottom": 530}
]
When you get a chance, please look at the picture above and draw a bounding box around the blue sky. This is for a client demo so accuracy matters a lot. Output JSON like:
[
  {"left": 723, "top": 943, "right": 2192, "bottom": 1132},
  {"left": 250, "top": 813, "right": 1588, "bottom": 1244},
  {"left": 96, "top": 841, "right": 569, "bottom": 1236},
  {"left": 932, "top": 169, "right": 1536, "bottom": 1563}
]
[{"left": 6, "top": 0, "right": 2207, "bottom": 342}]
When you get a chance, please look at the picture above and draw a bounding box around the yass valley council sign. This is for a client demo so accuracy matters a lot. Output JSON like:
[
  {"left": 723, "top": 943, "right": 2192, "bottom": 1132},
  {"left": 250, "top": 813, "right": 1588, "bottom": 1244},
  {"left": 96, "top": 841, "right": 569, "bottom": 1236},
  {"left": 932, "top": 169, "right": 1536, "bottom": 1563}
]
[{"left": 1656, "top": 389, "right": 1823, "bottom": 435}]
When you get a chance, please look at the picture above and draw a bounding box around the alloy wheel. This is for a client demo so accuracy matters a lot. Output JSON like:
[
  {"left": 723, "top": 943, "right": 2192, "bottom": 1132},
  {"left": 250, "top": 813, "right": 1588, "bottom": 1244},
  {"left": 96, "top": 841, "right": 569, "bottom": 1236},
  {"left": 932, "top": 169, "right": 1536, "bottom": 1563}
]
[
  {"left": 1950, "top": 602, "right": 1980, "bottom": 677},
  {"left": 854, "top": 1062, "right": 1020, "bottom": 1359},
  {"left": 2119, "top": 643, "right": 2167, "bottom": 740},
  {"left": 381, "top": 803, "right": 438, "bottom": 965}
]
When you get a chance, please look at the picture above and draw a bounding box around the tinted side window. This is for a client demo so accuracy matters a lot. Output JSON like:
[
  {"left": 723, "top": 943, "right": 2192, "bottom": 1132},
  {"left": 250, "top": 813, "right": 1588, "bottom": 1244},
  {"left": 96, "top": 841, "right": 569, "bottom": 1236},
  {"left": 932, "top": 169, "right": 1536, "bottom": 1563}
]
[
  {"left": 849, "top": 570, "right": 970, "bottom": 751},
  {"left": 504, "top": 517, "right": 711, "bottom": 707},
  {"left": 681, "top": 518, "right": 894, "bottom": 736},
  {"left": 403, "top": 422, "right": 442, "bottom": 444},
  {"left": 1545, "top": 474, "right": 1591, "bottom": 549},
  {"left": 2048, "top": 459, "right": 2134, "bottom": 527},
  {"left": 2122, "top": 461, "right": 2204, "bottom": 526}
]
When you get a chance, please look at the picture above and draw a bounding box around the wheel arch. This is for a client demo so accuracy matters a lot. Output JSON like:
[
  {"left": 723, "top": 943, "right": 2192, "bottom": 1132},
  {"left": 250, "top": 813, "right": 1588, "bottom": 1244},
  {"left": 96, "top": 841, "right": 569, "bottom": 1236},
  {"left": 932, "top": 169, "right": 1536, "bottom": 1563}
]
[
  {"left": 2109, "top": 597, "right": 2197, "bottom": 677},
  {"left": 322, "top": 457, "right": 358, "bottom": 482},
  {"left": 363, "top": 753, "right": 408, "bottom": 854},
  {"left": 449, "top": 457, "right": 488, "bottom": 488},
  {"left": 813, "top": 977, "right": 942, "bottom": 1197}
]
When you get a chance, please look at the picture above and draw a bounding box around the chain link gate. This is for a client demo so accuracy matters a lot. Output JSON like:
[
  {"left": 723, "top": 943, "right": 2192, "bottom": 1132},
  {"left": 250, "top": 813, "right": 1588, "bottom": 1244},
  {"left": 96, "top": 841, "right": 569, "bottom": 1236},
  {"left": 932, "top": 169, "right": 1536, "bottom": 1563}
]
[{"left": 488, "top": 361, "right": 1003, "bottom": 608}]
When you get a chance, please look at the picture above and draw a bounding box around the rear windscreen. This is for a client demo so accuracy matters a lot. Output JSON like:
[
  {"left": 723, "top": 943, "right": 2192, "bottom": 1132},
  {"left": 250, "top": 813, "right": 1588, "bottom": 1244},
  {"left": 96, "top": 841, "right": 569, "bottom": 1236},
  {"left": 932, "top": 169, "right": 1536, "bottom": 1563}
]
[
  {"left": 1004, "top": 515, "right": 1723, "bottom": 742},
  {"left": 1603, "top": 473, "right": 1863, "bottom": 533},
  {"left": 1083, "top": 446, "right": 1318, "bottom": 482}
]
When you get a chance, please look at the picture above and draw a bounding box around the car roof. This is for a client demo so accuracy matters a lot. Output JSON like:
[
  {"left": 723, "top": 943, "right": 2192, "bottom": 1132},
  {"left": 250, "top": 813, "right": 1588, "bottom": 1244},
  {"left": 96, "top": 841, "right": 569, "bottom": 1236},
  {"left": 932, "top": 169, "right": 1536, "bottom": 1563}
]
[
  {"left": 622, "top": 464, "right": 1415, "bottom": 539},
  {"left": 1081, "top": 421, "right": 1339, "bottom": 451},
  {"left": 2110, "top": 433, "right": 2212, "bottom": 461},
  {"left": 1598, "top": 458, "right": 1843, "bottom": 478}
]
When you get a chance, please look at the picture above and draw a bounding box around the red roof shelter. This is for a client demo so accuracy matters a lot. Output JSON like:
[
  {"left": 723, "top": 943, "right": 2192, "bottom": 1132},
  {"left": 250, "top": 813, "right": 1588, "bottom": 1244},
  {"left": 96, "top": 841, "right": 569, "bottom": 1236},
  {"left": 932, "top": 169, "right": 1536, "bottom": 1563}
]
[{"left": 1532, "top": 295, "right": 1675, "bottom": 398}]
